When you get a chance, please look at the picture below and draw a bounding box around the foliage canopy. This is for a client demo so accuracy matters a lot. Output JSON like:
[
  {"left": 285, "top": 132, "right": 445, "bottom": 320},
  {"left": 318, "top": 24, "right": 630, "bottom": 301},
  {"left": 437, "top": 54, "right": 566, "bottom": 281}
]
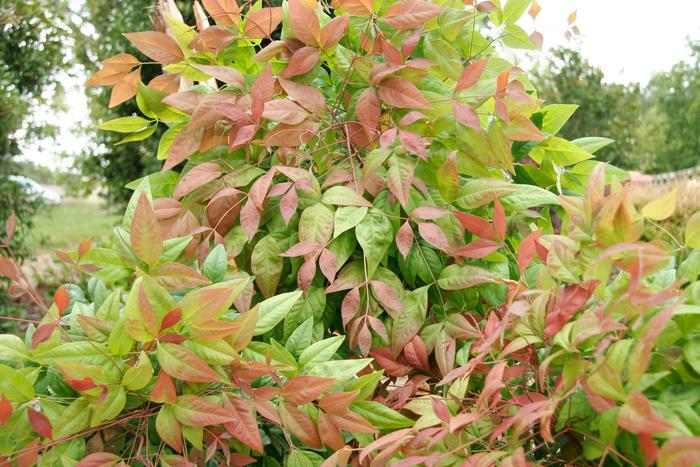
[{"left": 2, "top": 0, "right": 700, "bottom": 466}]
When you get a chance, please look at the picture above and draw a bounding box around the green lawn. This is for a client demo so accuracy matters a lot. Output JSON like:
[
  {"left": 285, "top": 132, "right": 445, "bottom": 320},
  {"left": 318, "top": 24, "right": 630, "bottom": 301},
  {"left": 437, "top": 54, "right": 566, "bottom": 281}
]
[{"left": 29, "top": 200, "right": 121, "bottom": 250}]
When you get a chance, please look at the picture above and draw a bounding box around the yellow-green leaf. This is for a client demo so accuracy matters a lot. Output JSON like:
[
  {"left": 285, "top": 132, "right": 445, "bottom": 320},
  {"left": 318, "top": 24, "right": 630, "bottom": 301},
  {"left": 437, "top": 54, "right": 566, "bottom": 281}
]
[{"left": 641, "top": 189, "right": 677, "bottom": 221}]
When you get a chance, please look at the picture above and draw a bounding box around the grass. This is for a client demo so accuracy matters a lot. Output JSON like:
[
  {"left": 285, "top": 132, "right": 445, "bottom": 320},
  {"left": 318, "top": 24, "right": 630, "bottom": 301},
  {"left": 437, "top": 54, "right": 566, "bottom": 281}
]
[{"left": 29, "top": 200, "right": 121, "bottom": 250}]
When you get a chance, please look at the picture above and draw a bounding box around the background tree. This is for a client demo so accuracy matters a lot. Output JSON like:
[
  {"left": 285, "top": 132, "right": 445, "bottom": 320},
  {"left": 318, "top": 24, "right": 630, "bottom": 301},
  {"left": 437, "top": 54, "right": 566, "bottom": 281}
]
[
  {"left": 71, "top": 0, "right": 193, "bottom": 204},
  {"left": 644, "top": 40, "right": 700, "bottom": 172},
  {"left": 533, "top": 47, "right": 642, "bottom": 168}
]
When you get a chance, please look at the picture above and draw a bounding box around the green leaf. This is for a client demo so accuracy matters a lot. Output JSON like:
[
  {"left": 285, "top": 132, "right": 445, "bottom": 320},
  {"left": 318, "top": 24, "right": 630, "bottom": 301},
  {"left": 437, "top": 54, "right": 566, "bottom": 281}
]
[
  {"left": 121, "top": 351, "right": 153, "bottom": 390},
  {"left": 531, "top": 136, "right": 593, "bottom": 166},
  {"left": 502, "top": 0, "right": 531, "bottom": 24},
  {"left": 158, "top": 124, "right": 184, "bottom": 160},
  {"left": 299, "top": 203, "right": 335, "bottom": 244},
  {"left": 455, "top": 178, "right": 519, "bottom": 209},
  {"left": 108, "top": 316, "right": 134, "bottom": 356},
  {"left": 254, "top": 291, "right": 303, "bottom": 335},
  {"left": 683, "top": 338, "right": 700, "bottom": 374},
  {"left": 571, "top": 137, "right": 614, "bottom": 154},
  {"left": 307, "top": 358, "right": 372, "bottom": 382},
  {"left": 160, "top": 236, "right": 193, "bottom": 264},
  {"left": 53, "top": 398, "right": 92, "bottom": 439},
  {"left": 136, "top": 81, "right": 185, "bottom": 123},
  {"left": 351, "top": 400, "right": 414, "bottom": 430},
  {"left": 423, "top": 35, "right": 462, "bottom": 80},
  {"left": 91, "top": 386, "right": 126, "bottom": 427},
  {"left": 437, "top": 264, "right": 498, "bottom": 290},
  {"left": 0, "top": 363, "right": 34, "bottom": 402},
  {"left": 203, "top": 244, "right": 228, "bottom": 282},
  {"left": 542, "top": 104, "right": 578, "bottom": 134},
  {"left": 685, "top": 212, "right": 700, "bottom": 249},
  {"left": 33, "top": 342, "right": 110, "bottom": 365},
  {"left": 334, "top": 206, "right": 367, "bottom": 238},
  {"left": 116, "top": 124, "right": 157, "bottom": 145},
  {"left": 642, "top": 189, "right": 677, "bottom": 221},
  {"left": 97, "top": 116, "right": 153, "bottom": 133},
  {"left": 322, "top": 186, "right": 372, "bottom": 207},
  {"left": 122, "top": 177, "right": 152, "bottom": 228},
  {"left": 288, "top": 450, "right": 314, "bottom": 467},
  {"left": 251, "top": 235, "right": 283, "bottom": 298},
  {"left": 356, "top": 209, "right": 393, "bottom": 277},
  {"left": 285, "top": 317, "right": 314, "bottom": 357},
  {"left": 0, "top": 334, "right": 28, "bottom": 361},
  {"left": 501, "top": 24, "right": 535, "bottom": 49},
  {"left": 298, "top": 335, "right": 344, "bottom": 369},
  {"left": 500, "top": 184, "right": 560, "bottom": 210}
]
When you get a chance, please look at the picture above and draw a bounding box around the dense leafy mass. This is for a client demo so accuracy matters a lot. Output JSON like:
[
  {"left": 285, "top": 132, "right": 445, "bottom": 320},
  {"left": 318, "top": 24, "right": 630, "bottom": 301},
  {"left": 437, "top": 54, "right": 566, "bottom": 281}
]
[{"left": 2, "top": 0, "right": 700, "bottom": 465}]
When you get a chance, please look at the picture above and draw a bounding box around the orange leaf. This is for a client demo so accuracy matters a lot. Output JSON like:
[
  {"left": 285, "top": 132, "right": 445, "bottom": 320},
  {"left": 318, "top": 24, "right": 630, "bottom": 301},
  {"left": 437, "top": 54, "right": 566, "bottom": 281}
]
[
  {"left": 130, "top": 193, "right": 163, "bottom": 267},
  {"left": 109, "top": 68, "right": 140, "bottom": 108},
  {"left": 0, "top": 256, "right": 18, "bottom": 281},
  {"left": 174, "top": 162, "right": 222, "bottom": 199},
  {"left": 321, "top": 14, "right": 349, "bottom": 48},
  {"left": 657, "top": 437, "right": 700, "bottom": 467},
  {"left": 339, "top": 0, "right": 373, "bottom": 16},
  {"left": 289, "top": 0, "right": 321, "bottom": 46},
  {"left": 173, "top": 395, "right": 234, "bottom": 427},
  {"left": 223, "top": 395, "right": 264, "bottom": 451},
  {"left": 318, "top": 411, "right": 345, "bottom": 450},
  {"left": 279, "top": 402, "right": 323, "bottom": 448},
  {"left": 123, "top": 31, "right": 184, "bottom": 64},
  {"left": 281, "top": 376, "right": 336, "bottom": 405},
  {"left": 381, "top": 0, "right": 441, "bottom": 30},
  {"left": 244, "top": 7, "right": 283, "bottom": 39},
  {"left": 618, "top": 391, "right": 673, "bottom": 434},
  {"left": 356, "top": 88, "right": 380, "bottom": 135},
  {"left": 202, "top": 0, "right": 240, "bottom": 26},
  {"left": 319, "top": 391, "right": 360, "bottom": 415},
  {"left": 281, "top": 46, "right": 320, "bottom": 78},
  {"left": 453, "top": 239, "right": 501, "bottom": 258},
  {"left": 157, "top": 343, "right": 222, "bottom": 383},
  {"left": 456, "top": 58, "right": 488, "bottom": 91},
  {"left": 377, "top": 77, "right": 430, "bottom": 109},
  {"left": 76, "top": 452, "right": 123, "bottom": 467},
  {"left": 0, "top": 395, "right": 12, "bottom": 428},
  {"left": 150, "top": 371, "right": 178, "bottom": 404}
]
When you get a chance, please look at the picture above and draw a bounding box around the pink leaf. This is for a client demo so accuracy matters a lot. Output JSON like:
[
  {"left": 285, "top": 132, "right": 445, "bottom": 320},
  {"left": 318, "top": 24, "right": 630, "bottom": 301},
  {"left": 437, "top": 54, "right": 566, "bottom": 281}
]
[{"left": 396, "top": 221, "right": 414, "bottom": 259}]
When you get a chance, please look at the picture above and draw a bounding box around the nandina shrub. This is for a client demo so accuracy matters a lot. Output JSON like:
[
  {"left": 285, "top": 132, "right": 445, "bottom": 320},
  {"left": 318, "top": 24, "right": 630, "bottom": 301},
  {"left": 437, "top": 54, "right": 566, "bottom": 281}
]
[{"left": 2, "top": 0, "right": 700, "bottom": 465}]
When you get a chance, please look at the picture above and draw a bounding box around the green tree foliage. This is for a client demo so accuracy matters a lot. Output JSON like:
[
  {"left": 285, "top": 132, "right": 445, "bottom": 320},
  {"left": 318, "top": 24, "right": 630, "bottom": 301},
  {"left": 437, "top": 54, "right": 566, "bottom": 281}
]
[
  {"left": 644, "top": 40, "right": 700, "bottom": 172},
  {"left": 2, "top": 1, "right": 700, "bottom": 465},
  {"left": 72, "top": 0, "right": 193, "bottom": 204},
  {"left": 534, "top": 47, "right": 642, "bottom": 168}
]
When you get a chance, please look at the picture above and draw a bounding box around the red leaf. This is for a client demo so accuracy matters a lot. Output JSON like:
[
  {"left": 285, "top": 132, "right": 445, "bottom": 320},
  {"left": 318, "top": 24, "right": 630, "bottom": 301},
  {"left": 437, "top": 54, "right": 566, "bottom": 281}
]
[
  {"left": 244, "top": 7, "right": 283, "bottom": 39},
  {"left": 28, "top": 407, "right": 52, "bottom": 439},
  {"left": 492, "top": 198, "right": 506, "bottom": 241},
  {"left": 453, "top": 212, "right": 496, "bottom": 239},
  {"left": 163, "top": 127, "right": 203, "bottom": 171},
  {"left": 319, "top": 249, "right": 338, "bottom": 283},
  {"left": 150, "top": 371, "right": 178, "bottom": 404},
  {"left": 370, "top": 280, "right": 404, "bottom": 317},
  {"left": 123, "top": 32, "right": 184, "bottom": 64},
  {"left": 0, "top": 395, "right": 12, "bottom": 427},
  {"left": 517, "top": 229, "right": 541, "bottom": 273},
  {"left": 0, "top": 256, "right": 18, "bottom": 281},
  {"left": 4, "top": 212, "right": 16, "bottom": 243},
  {"left": 382, "top": 0, "right": 441, "bottom": 30},
  {"left": 282, "top": 241, "right": 319, "bottom": 257},
  {"left": 77, "top": 237, "right": 92, "bottom": 258},
  {"left": 76, "top": 452, "right": 122, "bottom": 467},
  {"left": 131, "top": 193, "right": 163, "bottom": 267},
  {"left": 453, "top": 239, "right": 501, "bottom": 258},
  {"left": 432, "top": 398, "right": 450, "bottom": 421},
  {"left": 399, "top": 111, "right": 428, "bottom": 126},
  {"left": 297, "top": 257, "right": 318, "bottom": 292},
  {"left": 341, "top": 287, "right": 360, "bottom": 327},
  {"left": 54, "top": 286, "right": 70, "bottom": 315},
  {"left": 161, "top": 308, "right": 182, "bottom": 332},
  {"left": 174, "top": 162, "right": 222, "bottom": 199},
  {"left": 319, "top": 391, "right": 359, "bottom": 415},
  {"left": 224, "top": 395, "right": 264, "bottom": 452},
  {"left": 370, "top": 347, "right": 413, "bottom": 377},
  {"left": 281, "top": 46, "right": 320, "bottom": 78},
  {"left": 396, "top": 221, "right": 414, "bottom": 259},
  {"left": 318, "top": 410, "right": 345, "bottom": 450},
  {"left": 453, "top": 101, "right": 481, "bottom": 131},
  {"left": 402, "top": 27, "right": 422, "bottom": 58},
  {"left": 339, "top": 0, "right": 373, "bottom": 16},
  {"left": 281, "top": 376, "right": 336, "bottom": 405},
  {"left": 417, "top": 222, "right": 450, "bottom": 251},
  {"left": 280, "top": 186, "right": 298, "bottom": 225},
  {"left": 377, "top": 77, "right": 430, "bottom": 109},
  {"left": 279, "top": 402, "right": 323, "bottom": 448},
  {"left": 263, "top": 99, "right": 310, "bottom": 125},
  {"left": 15, "top": 439, "right": 40, "bottom": 467},
  {"left": 456, "top": 58, "right": 488, "bottom": 91},
  {"left": 31, "top": 321, "right": 58, "bottom": 349},
  {"left": 399, "top": 130, "right": 427, "bottom": 158},
  {"left": 380, "top": 128, "right": 398, "bottom": 149},
  {"left": 288, "top": 0, "right": 321, "bottom": 46},
  {"left": 280, "top": 78, "right": 326, "bottom": 115},
  {"left": 321, "top": 15, "right": 349, "bottom": 48},
  {"left": 66, "top": 377, "right": 98, "bottom": 392},
  {"left": 206, "top": 187, "right": 243, "bottom": 236},
  {"left": 240, "top": 200, "right": 261, "bottom": 241},
  {"left": 202, "top": 0, "right": 240, "bottom": 26},
  {"left": 356, "top": 88, "right": 380, "bottom": 135},
  {"left": 619, "top": 391, "right": 673, "bottom": 434},
  {"left": 476, "top": 362, "right": 506, "bottom": 408},
  {"left": 657, "top": 437, "right": 700, "bottom": 467},
  {"left": 327, "top": 410, "right": 377, "bottom": 434}
]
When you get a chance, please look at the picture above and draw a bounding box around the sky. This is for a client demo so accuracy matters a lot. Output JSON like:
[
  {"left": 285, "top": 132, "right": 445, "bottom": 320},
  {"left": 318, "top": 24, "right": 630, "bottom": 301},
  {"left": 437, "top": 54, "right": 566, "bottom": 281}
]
[{"left": 18, "top": 0, "right": 700, "bottom": 170}]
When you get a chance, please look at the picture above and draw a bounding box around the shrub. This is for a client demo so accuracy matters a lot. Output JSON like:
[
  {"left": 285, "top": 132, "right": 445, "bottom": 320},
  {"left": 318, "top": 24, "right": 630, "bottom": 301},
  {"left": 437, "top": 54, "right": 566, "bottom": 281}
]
[{"left": 2, "top": 0, "right": 700, "bottom": 465}]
